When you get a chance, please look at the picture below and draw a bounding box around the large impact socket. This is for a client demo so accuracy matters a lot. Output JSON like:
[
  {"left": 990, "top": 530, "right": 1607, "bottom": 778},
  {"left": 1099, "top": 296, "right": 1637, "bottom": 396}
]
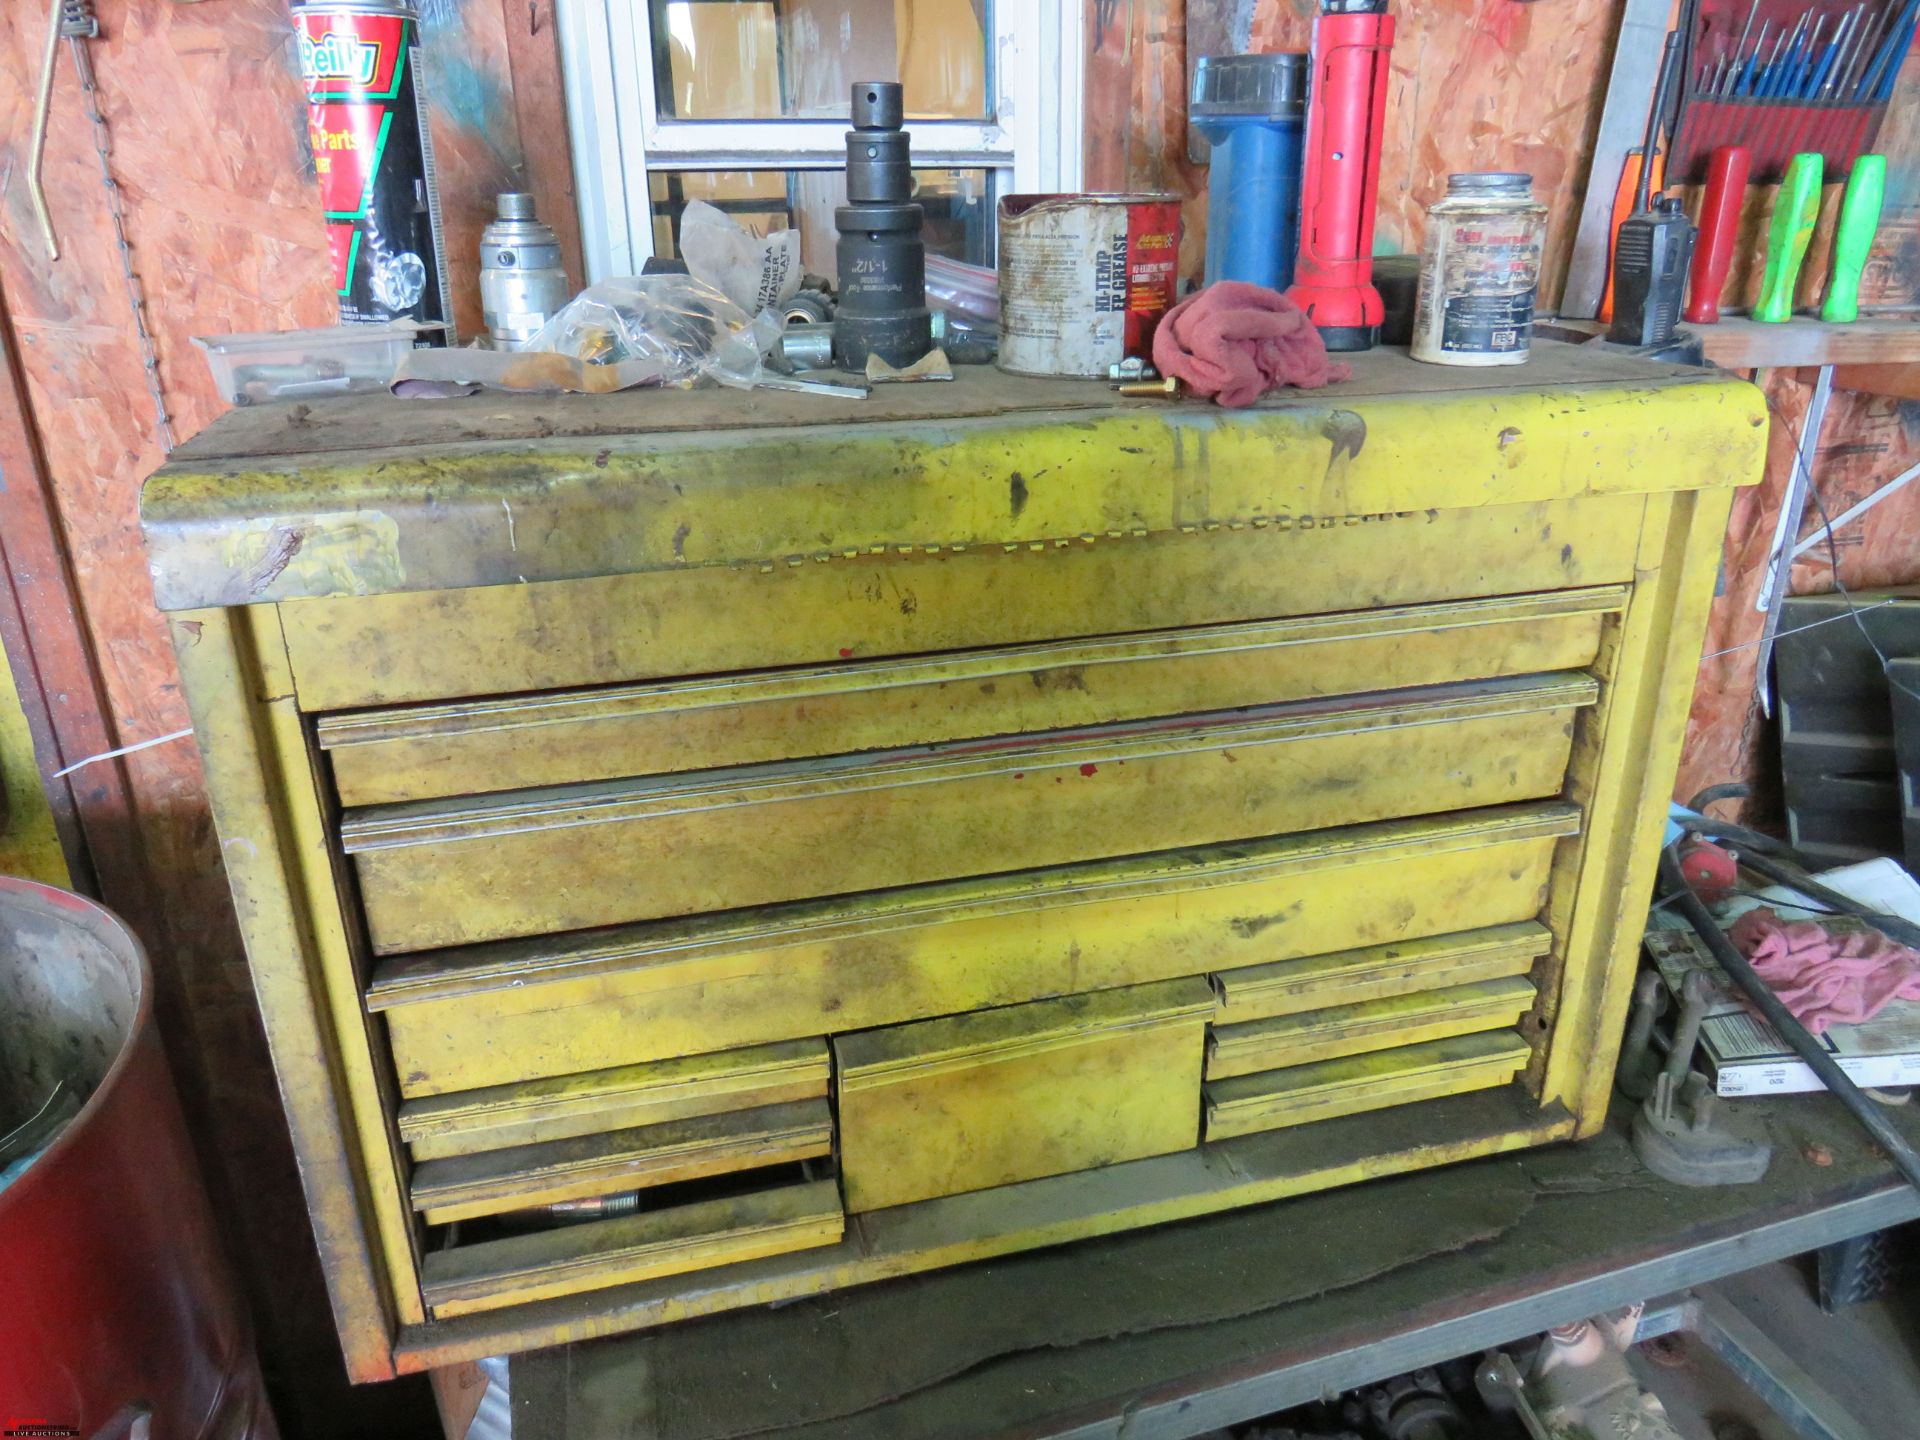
[{"left": 833, "top": 81, "right": 933, "bottom": 371}]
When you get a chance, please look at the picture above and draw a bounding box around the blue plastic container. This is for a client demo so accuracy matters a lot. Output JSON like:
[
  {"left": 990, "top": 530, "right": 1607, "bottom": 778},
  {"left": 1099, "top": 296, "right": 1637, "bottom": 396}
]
[{"left": 1192, "top": 53, "right": 1309, "bottom": 291}]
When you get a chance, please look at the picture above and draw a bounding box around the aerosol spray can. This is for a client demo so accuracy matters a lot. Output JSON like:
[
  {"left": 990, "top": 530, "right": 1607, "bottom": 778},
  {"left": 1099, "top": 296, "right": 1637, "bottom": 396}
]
[
  {"left": 479, "top": 193, "right": 570, "bottom": 349},
  {"left": 292, "top": 0, "right": 452, "bottom": 333}
]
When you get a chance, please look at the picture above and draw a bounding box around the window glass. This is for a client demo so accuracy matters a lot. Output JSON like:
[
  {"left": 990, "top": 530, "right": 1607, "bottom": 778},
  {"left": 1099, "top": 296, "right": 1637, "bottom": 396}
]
[
  {"left": 651, "top": 0, "right": 990, "bottom": 120},
  {"left": 649, "top": 167, "right": 997, "bottom": 279}
]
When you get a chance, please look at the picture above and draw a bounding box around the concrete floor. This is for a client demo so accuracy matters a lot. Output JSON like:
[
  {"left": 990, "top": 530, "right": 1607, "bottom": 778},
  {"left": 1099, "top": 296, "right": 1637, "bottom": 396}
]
[{"left": 1631, "top": 1251, "right": 1920, "bottom": 1440}]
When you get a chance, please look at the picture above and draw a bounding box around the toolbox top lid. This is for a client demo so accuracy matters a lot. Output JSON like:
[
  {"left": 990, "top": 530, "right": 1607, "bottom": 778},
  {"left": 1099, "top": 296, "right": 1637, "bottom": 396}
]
[{"left": 140, "top": 345, "right": 1762, "bottom": 613}]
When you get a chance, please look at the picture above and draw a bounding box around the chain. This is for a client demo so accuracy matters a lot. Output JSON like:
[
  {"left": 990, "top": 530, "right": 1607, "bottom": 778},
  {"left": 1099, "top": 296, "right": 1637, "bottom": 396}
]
[{"left": 62, "top": 0, "right": 176, "bottom": 454}]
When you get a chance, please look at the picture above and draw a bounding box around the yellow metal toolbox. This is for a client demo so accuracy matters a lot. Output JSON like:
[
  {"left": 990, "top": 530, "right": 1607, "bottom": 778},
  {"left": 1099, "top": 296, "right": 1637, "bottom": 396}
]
[{"left": 141, "top": 344, "right": 1762, "bottom": 1380}]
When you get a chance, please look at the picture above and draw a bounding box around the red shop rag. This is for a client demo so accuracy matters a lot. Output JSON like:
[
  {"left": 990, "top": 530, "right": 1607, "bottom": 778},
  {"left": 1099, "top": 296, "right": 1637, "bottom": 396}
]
[
  {"left": 1728, "top": 906, "right": 1920, "bottom": 1035},
  {"left": 1151, "top": 281, "right": 1351, "bottom": 408}
]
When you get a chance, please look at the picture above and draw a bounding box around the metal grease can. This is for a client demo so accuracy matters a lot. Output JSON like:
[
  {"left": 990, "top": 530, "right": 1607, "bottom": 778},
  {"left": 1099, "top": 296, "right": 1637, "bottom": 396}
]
[
  {"left": 293, "top": 0, "right": 452, "bottom": 332},
  {"left": 1410, "top": 172, "right": 1548, "bottom": 366},
  {"left": 997, "top": 194, "right": 1182, "bottom": 377}
]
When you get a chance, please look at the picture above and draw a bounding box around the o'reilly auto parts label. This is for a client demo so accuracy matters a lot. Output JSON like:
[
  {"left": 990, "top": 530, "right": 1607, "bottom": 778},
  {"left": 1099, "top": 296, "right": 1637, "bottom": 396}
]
[{"left": 295, "top": 4, "right": 450, "bottom": 329}]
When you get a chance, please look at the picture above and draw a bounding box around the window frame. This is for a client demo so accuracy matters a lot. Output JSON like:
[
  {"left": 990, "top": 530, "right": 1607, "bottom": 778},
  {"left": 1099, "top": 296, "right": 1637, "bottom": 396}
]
[{"left": 556, "top": 0, "right": 1086, "bottom": 280}]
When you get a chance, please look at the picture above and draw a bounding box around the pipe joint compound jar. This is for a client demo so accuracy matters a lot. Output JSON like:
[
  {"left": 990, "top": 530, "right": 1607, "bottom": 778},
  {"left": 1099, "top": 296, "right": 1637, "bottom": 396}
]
[{"left": 1410, "top": 172, "right": 1548, "bottom": 366}]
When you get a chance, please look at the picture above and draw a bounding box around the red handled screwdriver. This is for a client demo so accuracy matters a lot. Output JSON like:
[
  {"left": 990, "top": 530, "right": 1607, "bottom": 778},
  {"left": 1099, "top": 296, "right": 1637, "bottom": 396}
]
[{"left": 1684, "top": 144, "right": 1751, "bottom": 324}]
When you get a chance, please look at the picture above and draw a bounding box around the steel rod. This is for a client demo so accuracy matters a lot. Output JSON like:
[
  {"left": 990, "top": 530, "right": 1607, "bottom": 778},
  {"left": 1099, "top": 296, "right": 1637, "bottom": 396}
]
[
  {"left": 1754, "top": 364, "right": 1834, "bottom": 716},
  {"left": 27, "top": 0, "right": 64, "bottom": 259},
  {"left": 1791, "top": 458, "right": 1920, "bottom": 556}
]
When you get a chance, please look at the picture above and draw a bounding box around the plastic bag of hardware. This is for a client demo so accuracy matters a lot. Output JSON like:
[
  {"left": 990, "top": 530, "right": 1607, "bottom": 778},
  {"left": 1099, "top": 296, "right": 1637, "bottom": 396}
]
[
  {"left": 527, "top": 275, "right": 783, "bottom": 388},
  {"left": 679, "top": 200, "right": 803, "bottom": 315},
  {"left": 391, "top": 276, "right": 782, "bottom": 394}
]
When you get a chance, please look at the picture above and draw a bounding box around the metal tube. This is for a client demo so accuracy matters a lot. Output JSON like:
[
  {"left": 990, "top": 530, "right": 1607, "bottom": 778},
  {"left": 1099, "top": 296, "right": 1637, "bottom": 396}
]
[
  {"left": 27, "top": 0, "right": 64, "bottom": 259},
  {"left": 1732, "top": 0, "right": 1764, "bottom": 77},
  {"left": 1754, "top": 364, "right": 1834, "bottom": 715},
  {"left": 1817, "top": 7, "right": 1862, "bottom": 97},
  {"left": 1656, "top": 846, "right": 1920, "bottom": 1193},
  {"left": 1791, "top": 458, "right": 1920, "bottom": 556},
  {"left": 1662, "top": 971, "right": 1710, "bottom": 1087}
]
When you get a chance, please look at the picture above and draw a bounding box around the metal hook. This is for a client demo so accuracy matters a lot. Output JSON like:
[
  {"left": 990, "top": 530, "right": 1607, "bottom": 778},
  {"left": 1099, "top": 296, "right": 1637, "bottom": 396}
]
[{"left": 28, "top": 0, "right": 64, "bottom": 259}]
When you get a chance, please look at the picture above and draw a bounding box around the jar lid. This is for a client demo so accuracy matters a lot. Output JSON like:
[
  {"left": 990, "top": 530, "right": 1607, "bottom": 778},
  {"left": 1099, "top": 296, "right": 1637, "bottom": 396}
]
[
  {"left": 1192, "top": 53, "right": 1308, "bottom": 118},
  {"left": 1446, "top": 172, "right": 1534, "bottom": 196}
]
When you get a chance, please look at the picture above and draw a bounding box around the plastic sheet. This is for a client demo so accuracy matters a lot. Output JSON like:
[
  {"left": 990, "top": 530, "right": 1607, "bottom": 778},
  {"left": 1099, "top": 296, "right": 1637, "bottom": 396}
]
[
  {"left": 679, "top": 199, "right": 803, "bottom": 314},
  {"left": 926, "top": 254, "right": 998, "bottom": 322}
]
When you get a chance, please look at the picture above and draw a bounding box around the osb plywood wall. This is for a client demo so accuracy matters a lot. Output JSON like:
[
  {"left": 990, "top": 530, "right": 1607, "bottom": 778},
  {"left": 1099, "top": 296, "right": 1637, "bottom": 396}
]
[
  {"left": 1087, "top": 0, "right": 1920, "bottom": 311},
  {"left": 1090, "top": 0, "right": 1920, "bottom": 825},
  {"left": 1085, "top": 0, "right": 1625, "bottom": 306},
  {"left": 1675, "top": 49, "right": 1920, "bottom": 817},
  {"left": 0, "top": 2, "right": 567, "bottom": 1433},
  {"left": 1677, "top": 372, "right": 1920, "bottom": 815}
]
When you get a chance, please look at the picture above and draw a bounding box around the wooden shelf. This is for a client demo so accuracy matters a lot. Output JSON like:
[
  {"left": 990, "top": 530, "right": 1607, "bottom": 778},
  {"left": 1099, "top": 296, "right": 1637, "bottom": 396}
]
[{"left": 1695, "top": 315, "right": 1920, "bottom": 370}]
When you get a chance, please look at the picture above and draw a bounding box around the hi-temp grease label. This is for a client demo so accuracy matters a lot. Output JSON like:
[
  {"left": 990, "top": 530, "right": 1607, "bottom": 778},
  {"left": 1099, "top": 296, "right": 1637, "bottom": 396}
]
[
  {"left": 999, "top": 194, "right": 1183, "bottom": 376},
  {"left": 1122, "top": 202, "right": 1180, "bottom": 356}
]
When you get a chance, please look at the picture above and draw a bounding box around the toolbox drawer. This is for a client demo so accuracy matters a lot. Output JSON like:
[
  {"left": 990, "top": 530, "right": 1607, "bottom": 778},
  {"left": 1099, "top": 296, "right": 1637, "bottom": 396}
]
[
  {"left": 317, "top": 589, "right": 1621, "bottom": 806},
  {"left": 834, "top": 978, "right": 1214, "bottom": 1212},
  {"left": 396, "top": 1039, "right": 830, "bottom": 1162},
  {"left": 277, "top": 496, "right": 1647, "bottom": 711},
  {"left": 1210, "top": 922, "right": 1551, "bottom": 1025},
  {"left": 409, "top": 1099, "right": 834, "bottom": 1224},
  {"left": 368, "top": 804, "right": 1579, "bottom": 1097},
  {"left": 1204, "top": 1031, "right": 1533, "bottom": 1141},
  {"left": 1205, "top": 976, "right": 1537, "bottom": 1079},
  {"left": 343, "top": 673, "right": 1597, "bottom": 953},
  {"left": 419, "top": 1176, "right": 844, "bottom": 1319}
]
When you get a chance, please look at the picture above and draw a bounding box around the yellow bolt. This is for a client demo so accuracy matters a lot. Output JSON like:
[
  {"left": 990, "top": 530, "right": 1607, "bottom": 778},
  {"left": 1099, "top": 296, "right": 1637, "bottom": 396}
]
[{"left": 1113, "top": 377, "right": 1183, "bottom": 398}]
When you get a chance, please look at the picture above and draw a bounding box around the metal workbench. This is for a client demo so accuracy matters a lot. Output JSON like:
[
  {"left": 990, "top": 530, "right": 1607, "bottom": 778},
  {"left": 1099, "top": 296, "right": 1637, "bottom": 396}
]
[{"left": 509, "top": 1090, "right": 1920, "bottom": 1439}]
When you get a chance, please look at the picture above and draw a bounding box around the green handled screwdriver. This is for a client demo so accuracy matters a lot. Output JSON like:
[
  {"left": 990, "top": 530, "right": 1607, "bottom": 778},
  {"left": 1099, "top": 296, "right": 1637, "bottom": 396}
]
[
  {"left": 1820, "top": 155, "right": 1887, "bottom": 323},
  {"left": 1755, "top": 152, "right": 1824, "bottom": 323}
]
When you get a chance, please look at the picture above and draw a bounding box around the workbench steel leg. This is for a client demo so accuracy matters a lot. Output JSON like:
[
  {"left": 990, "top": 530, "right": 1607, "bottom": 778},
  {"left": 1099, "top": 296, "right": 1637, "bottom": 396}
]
[{"left": 1755, "top": 364, "right": 1835, "bottom": 717}]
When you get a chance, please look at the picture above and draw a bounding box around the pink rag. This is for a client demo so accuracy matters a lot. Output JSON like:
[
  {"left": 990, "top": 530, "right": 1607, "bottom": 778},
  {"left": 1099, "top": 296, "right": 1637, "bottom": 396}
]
[
  {"left": 1728, "top": 906, "right": 1920, "bottom": 1035},
  {"left": 1150, "top": 281, "right": 1351, "bottom": 408}
]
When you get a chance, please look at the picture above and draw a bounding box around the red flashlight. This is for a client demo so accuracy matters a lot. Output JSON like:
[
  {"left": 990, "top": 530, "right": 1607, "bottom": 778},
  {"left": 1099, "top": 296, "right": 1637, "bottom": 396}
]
[{"left": 1285, "top": 0, "right": 1395, "bottom": 352}]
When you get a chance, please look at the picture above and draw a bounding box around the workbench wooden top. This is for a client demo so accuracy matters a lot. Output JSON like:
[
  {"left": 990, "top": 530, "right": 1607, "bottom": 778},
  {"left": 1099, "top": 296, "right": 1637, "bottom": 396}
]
[
  {"left": 167, "top": 340, "right": 1706, "bottom": 465},
  {"left": 141, "top": 340, "right": 1764, "bottom": 612}
]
